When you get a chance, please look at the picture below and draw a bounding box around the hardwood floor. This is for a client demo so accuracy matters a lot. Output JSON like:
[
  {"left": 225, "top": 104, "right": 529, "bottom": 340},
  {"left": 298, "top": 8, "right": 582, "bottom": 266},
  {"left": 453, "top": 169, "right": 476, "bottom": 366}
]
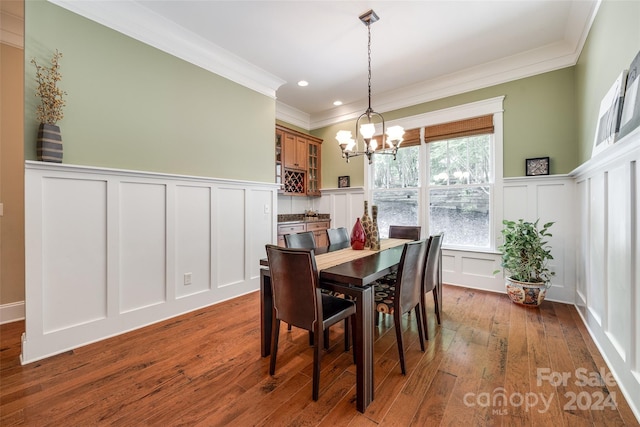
[{"left": 1, "top": 285, "right": 638, "bottom": 426}]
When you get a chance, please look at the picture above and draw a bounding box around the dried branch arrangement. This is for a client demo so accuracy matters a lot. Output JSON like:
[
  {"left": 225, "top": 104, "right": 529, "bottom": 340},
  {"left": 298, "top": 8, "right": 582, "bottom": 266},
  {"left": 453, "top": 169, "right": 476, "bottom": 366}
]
[{"left": 31, "top": 50, "right": 66, "bottom": 125}]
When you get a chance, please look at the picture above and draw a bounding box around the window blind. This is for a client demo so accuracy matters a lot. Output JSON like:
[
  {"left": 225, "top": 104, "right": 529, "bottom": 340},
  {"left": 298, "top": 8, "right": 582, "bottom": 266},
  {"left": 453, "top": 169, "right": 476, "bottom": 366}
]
[
  {"left": 423, "top": 114, "right": 494, "bottom": 143},
  {"left": 374, "top": 127, "right": 420, "bottom": 150}
]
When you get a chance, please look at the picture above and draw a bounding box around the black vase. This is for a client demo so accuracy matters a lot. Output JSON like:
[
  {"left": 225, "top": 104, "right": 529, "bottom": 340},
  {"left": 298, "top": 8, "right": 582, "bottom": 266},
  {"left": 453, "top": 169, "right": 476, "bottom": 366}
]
[{"left": 37, "top": 123, "right": 63, "bottom": 163}]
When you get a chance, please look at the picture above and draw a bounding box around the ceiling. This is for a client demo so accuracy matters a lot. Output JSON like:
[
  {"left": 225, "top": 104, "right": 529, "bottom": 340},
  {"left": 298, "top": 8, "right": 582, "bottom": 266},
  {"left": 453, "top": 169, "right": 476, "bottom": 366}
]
[{"left": 52, "top": 0, "right": 599, "bottom": 129}]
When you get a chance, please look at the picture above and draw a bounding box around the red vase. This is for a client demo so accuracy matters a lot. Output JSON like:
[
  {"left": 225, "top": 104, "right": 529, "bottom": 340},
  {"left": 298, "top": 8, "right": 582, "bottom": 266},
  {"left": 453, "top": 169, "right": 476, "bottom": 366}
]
[{"left": 351, "top": 218, "right": 366, "bottom": 250}]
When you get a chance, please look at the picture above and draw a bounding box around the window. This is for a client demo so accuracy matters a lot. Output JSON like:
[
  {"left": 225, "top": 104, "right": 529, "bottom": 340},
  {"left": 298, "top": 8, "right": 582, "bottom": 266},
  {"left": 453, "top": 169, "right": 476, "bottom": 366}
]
[
  {"left": 428, "top": 135, "right": 492, "bottom": 249},
  {"left": 372, "top": 146, "right": 420, "bottom": 238},
  {"left": 369, "top": 98, "right": 502, "bottom": 251}
]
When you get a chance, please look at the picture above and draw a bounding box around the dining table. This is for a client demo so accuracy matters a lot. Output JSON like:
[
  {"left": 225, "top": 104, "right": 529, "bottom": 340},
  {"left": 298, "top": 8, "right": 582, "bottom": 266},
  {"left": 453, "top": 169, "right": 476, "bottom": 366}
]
[{"left": 259, "top": 238, "right": 411, "bottom": 413}]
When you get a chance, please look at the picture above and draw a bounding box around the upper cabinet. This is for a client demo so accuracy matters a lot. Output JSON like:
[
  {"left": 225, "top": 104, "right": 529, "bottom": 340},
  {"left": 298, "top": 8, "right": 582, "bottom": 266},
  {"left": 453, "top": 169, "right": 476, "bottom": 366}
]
[
  {"left": 276, "top": 125, "right": 322, "bottom": 196},
  {"left": 283, "top": 133, "right": 307, "bottom": 171}
]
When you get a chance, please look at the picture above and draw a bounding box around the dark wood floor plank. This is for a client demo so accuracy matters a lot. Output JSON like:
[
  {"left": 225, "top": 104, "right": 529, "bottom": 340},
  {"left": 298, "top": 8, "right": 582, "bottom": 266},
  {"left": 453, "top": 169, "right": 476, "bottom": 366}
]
[
  {"left": 501, "top": 301, "right": 532, "bottom": 426},
  {"left": 1, "top": 285, "right": 637, "bottom": 426},
  {"left": 524, "top": 302, "right": 564, "bottom": 426}
]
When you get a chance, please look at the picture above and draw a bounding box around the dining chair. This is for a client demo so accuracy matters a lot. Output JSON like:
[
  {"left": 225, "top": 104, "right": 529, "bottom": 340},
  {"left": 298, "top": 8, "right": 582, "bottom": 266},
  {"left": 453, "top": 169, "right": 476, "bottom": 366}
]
[
  {"left": 265, "top": 244, "right": 356, "bottom": 400},
  {"left": 326, "top": 227, "right": 349, "bottom": 246},
  {"left": 284, "top": 231, "right": 316, "bottom": 249},
  {"left": 388, "top": 225, "right": 422, "bottom": 241},
  {"left": 420, "top": 233, "right": 443, "bottom": 340},
  {"left": 372, "top": 225, "right": 422, "bottom": 327},
  {"left": 373, "top": 239, "right": 427, "bottom": 374}
]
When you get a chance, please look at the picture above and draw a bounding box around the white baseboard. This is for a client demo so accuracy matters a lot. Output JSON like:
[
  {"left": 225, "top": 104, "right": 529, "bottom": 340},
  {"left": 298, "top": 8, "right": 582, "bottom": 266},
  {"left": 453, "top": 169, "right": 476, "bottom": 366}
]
[{"left": 1, "top": 301, "right": 25, "bottom": 324}]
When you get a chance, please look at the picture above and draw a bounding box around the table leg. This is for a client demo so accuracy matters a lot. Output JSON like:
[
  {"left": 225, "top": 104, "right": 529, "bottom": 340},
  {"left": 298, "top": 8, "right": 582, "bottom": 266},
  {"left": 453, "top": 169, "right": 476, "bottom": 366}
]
[
  {"left": 352, "top": 285, "right": 374, "bottom": 412},
  {"left": 260, "top": 268, "right": 272, "bottom": 357}
]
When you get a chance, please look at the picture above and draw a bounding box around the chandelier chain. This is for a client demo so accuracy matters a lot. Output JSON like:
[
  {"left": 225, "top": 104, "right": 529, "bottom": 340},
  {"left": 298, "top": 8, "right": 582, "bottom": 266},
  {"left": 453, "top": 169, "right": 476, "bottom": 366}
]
[{"left": 367, "top": 22, "right": 372, "bottom": 113}]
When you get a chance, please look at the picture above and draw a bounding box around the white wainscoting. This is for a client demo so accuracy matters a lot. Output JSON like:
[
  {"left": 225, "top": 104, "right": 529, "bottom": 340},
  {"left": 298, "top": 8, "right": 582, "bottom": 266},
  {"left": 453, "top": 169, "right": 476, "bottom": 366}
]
[
  {"left": 572, "top": 128, "right": 640, "bottom": 421},
  {"left": 22, "top": 161, "right": 278, "bottom": 364},
  {"left": 319, "top": 178, "right": 576, "bottom": 304},
  {"left": 501, "top": 175, "right": 577, "bottom": 303}
]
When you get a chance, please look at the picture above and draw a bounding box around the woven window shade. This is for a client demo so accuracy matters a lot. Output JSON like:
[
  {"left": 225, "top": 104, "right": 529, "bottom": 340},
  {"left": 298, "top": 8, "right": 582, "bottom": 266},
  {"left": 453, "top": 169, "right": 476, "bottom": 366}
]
[
  {"left": 374, "top": 127, "right": 421, "bottom": 150},
  {"left": 424, "top": 114, "right": 494, "bottom": 143}
]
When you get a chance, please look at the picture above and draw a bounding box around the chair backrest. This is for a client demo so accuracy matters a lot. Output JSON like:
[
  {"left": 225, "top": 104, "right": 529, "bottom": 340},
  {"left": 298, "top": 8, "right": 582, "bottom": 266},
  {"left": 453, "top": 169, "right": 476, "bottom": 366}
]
[
  {"left": 284, "top": 231, "right": 316, "bottom": 249},
  {"left": 423, "top": 233, "right": 443, "bottom": 293},
  {"left": 394, "top": 239, "right": 428, "bottom": 314},
  {"left": 326, "top": 227, "right": 349, "bottom": 245},
  {"left": 265, "top": 245, "right": 319, "bottom": 331},
  {"left": 389, "top": 225, "right": 421, "bottom": 241}
]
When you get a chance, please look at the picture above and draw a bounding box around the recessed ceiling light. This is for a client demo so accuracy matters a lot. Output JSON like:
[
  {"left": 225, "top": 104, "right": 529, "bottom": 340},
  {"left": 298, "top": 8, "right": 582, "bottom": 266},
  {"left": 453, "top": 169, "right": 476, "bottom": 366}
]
[
  {"left": 297, "top": 80, "right": 309, "bottom": 87},
  {"left": 333, "top": 100, "right": 343, "bottom": 106}
]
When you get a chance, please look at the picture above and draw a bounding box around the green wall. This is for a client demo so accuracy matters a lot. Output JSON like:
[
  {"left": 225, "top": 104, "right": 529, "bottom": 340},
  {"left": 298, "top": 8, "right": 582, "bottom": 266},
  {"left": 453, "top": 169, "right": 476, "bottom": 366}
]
[
  {"left": 316, "top": 68, "right": 577, "bottom": 187},
  {"left": 575, "top": 0, "right": 640, "bottom": 164},
  {"left": 25, "top": 0, "right": 275, "bottom": 182}
]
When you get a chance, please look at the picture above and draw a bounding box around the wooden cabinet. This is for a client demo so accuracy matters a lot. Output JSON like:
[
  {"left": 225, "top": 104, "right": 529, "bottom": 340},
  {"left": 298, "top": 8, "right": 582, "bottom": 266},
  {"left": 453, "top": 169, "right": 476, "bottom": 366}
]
[
  {"left": 275, "top": 129, "right": 283, "bottom": 189},
  {"left": 307, "top": 140, "right": 321, "bottom": 196},
  {"left": 277, "top": 220, "right": 330, "bottom": 247},
  {"left": 276, "top": 125, "right": 322, "bottom": 196},
  {"left": 283, "top": 133, "right": 307, "bottom": 170},
  {"left": 306, "top": 221, "right": 329, "bottom": 247}
]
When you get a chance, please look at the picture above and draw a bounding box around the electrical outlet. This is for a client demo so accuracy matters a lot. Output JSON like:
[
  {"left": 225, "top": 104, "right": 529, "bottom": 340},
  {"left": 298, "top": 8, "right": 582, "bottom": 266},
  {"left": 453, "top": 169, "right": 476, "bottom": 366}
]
[{"left": 184, "top": 272, "right": 192, "bottom": 285}]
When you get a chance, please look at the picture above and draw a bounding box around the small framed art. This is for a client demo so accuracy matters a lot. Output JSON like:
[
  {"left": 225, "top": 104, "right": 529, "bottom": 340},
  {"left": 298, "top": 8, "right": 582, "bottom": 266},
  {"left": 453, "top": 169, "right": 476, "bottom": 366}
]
[
  {"left": 338, "top": 175, "right": 350, "bottom": 188},
  {"left": 526, "top": 157, "right": 549, "bottom": 176}
]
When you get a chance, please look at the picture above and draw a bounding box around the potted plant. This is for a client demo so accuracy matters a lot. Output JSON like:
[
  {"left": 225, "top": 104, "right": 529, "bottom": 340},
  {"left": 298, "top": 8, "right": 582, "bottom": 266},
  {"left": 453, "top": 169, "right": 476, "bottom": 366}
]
[
  {"left": 32, "top": 49, "right": 66, "bottom": 162},
  {"left": 495, "top": 219, "right": 555, "bottom": 306}
]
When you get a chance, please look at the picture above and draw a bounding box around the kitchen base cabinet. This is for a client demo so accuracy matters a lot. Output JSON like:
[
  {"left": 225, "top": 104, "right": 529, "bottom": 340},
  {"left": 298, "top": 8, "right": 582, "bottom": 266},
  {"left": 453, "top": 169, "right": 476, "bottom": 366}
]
[{"left": 276, "top": 220, "right": 330, "bottom": 248}]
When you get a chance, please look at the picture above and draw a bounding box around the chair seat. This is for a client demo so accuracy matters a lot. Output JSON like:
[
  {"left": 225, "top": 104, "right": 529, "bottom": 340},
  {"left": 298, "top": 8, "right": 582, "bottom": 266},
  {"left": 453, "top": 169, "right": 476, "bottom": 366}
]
[
  {"left": 321, "top": 294, "right": 356, "bottom": 327},
  {"left": 374, "top": 278, "right": 396, "bottom": 314}
]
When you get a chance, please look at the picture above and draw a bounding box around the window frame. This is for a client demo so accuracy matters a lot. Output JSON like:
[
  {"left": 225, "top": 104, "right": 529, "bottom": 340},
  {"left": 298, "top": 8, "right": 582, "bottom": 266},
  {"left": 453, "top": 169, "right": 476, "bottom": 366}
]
[{"left": 366, "top": 96, "right": 504, "bottom": 253}]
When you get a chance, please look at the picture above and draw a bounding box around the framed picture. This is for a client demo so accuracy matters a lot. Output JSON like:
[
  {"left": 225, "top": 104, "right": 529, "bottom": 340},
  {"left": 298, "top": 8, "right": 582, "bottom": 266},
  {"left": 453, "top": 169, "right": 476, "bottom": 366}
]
[
  {"left": 592, "top": 70, "right": 628, "bottom": 157},
  {"left": 618, "top": 50, "right": 640, "bottom": 141},
  {"left": 526, "top": 157, "right": 549, "bottom": 176},
  {"left": 338, "top": 175, "right": 350, "bottom": 188}
]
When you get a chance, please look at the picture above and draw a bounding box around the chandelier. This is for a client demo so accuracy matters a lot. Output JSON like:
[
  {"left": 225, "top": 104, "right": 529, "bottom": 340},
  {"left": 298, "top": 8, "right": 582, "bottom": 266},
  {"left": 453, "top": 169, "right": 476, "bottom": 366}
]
[{"left": 336, "top": 9, "right": 404, "bottom": 164}]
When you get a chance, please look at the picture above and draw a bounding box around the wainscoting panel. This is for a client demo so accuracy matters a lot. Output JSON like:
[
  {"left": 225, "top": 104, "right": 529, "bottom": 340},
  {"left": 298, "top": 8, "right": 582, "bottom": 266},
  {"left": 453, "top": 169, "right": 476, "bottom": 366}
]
[
  {"left": 22, "top": 162, "right": 279, "bottom": 364},
  {"left": 175, "top": 184, "right": 211, "bottom": 299},
  {"left": 317, "top": 187, "right": 366, "bottom": 230},
  {"left": 42, "top": 177, "right": 108, "bottom": 333},
  {"left": 216, "top": 186, "right": 246, "bottom": 289},
  {"left": 248, "top": 188, "right": 277, "bottom": 282},
  {"left": 119, "top": 182, "right": 167, "bottom": 313},
  {"left": 575, "top": 179, "right": 588, "bottom": 312},
  {"left": 588, "top": 173, "right": 606, "bottom": 326},
  {"left": 607, "top": 162, "right": 632, "bottom": 361},
  {"left": 572, "top": 128, "right": 640, "bottom": 420}
]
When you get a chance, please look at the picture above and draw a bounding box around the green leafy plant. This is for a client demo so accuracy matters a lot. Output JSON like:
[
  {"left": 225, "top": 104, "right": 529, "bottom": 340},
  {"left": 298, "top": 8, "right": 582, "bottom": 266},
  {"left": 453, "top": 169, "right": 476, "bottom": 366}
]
[
  {"left": 495, "top": 219, "right": 555, "bottom": 284},
  {"left": 31, "top": 50, "right": 66, "bottom": 125}
]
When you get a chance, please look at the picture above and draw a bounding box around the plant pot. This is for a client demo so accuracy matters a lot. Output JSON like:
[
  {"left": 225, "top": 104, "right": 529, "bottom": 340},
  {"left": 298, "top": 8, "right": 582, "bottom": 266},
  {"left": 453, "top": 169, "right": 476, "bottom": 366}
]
[
  {"left": 505, "top": 277, "right": 550, "bottom": 307},
  {"left": 37, "top": 123, "right": 63, "bottom": 163}
]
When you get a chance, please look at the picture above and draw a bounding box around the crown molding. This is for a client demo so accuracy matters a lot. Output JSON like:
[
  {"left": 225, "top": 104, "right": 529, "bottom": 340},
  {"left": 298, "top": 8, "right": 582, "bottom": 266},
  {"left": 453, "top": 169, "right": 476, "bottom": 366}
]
[
  {"left": 49, "top": 0, "right": 285, "bottom": 99},
  {"left": 275, "top": 101, "right": 310, "bottom": 130},
  {"left": 308, "top": 40, "right": 580, "bottom": 130}
]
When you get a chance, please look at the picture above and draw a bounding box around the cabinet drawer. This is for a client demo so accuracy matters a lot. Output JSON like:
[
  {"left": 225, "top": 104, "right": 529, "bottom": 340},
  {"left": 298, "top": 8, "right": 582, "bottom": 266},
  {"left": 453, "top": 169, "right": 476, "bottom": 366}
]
[
  {"left": 305, "top": 221, "right": 330, "bottom": 232},
  {"left": 277, "top": 223, "right": 306, "bottom": 235}
]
